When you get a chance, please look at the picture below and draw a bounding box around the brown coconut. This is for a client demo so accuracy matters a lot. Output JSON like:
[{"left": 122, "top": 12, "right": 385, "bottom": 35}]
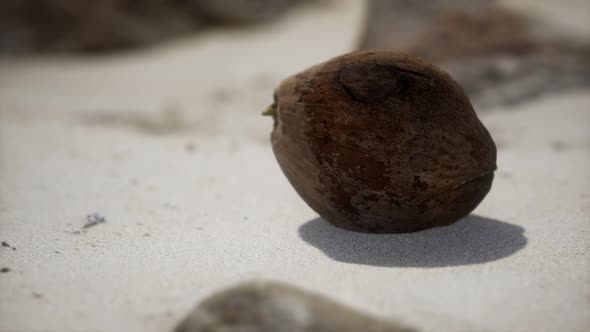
[{"left": 265, "top": 51, "right": 497, "bottom": 233}]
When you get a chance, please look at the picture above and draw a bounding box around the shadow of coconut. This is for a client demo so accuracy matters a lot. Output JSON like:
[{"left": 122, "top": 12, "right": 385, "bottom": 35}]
[{"left": 298, "top": 214, "right": 526, "bottom": 268}]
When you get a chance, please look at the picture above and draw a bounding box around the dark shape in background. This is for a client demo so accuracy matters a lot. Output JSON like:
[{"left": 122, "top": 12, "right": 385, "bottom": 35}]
[
  {"left": 359, "top": 0, "right": 590, "bottom": 110},
  {"left": 299, "top": 215, "right": 527, "bottom": 268},
  {"left": 0, "top": 0, "right": 303, "bottom": 53},
  {"left": 2, "top": 0, "right": 587, "bottom": 111}
]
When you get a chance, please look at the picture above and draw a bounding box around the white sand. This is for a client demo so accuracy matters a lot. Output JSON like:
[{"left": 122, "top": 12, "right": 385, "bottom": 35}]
[{"left": 0, "top": 1, "right": 589, "bottom": 331}]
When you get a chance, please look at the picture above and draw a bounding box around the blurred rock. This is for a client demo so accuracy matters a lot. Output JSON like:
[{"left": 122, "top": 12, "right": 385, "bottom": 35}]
[
  {"left": 445, "top": 53, "right": 590, "bottom": 109},
  {"left": 0, "top": 0, "right": 301, "bottom": 53},
  {"left": 359, "top": 0, "right": 590, "bottom": 110},
  {"left": 497, "top": 0, "right": 590, "bottom": 49},
  {"left": 176, "top": 280, "right": 415, "bottom": 332},
  {"left": 193, "top": 0, "right": 298, "bottom": 24},
  {"left": 360, "top": 0, "right": 494, "bottom": 55}
]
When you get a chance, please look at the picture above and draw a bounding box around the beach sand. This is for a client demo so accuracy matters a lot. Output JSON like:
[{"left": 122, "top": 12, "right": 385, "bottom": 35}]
[{"left": 1, "top": 1, "right": 589, "bottom": 331}]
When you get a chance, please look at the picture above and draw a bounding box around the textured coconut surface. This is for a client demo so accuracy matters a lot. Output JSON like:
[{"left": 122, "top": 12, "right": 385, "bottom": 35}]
[{"left": 0, "top": 1, "right": 589, "bottom": 332}]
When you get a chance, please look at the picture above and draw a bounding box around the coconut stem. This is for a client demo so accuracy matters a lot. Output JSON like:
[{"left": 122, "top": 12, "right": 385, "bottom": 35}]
[{"left": 262, "top": 105, "right": 277, "bottom": 117}]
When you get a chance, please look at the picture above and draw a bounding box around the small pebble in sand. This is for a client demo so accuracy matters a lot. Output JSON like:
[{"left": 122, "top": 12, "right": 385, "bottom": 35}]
[
  {"left": 551, "top": 140, "right": 568, "bottom": 151},
  {"left": 84, "top": 213, "right": 106, "bottom": 229},
  {"left": 185, "top": 142, "right": 197, "bottom": 152},
  {"left": 0, "top": 267, "right": 10, "bottom": 273},
  {"left": 211, "top": 88, "right": 233, "bottom": 103},
  {"left": 32, "top": 293, "right": 43, "bottom": 299},
  {"left": 164, "top": 202, "right": 177, "bottom": 209},
  {"left": 2, "top": 241, "right": 16, "bottom": 250}
]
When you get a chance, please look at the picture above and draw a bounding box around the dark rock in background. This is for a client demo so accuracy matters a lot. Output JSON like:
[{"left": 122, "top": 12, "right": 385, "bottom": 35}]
[
  {"left": 176, "top": 281, "right": 415, "bottom": 332},
  {"left": 0, "top": 0, "right": 301, "bottom": 53},
  {"left": 359, "top": 0, "right": 590, "bottom": 109},
  {"left": 194, "top": 0, "right": 297, "bottom": 24}
]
